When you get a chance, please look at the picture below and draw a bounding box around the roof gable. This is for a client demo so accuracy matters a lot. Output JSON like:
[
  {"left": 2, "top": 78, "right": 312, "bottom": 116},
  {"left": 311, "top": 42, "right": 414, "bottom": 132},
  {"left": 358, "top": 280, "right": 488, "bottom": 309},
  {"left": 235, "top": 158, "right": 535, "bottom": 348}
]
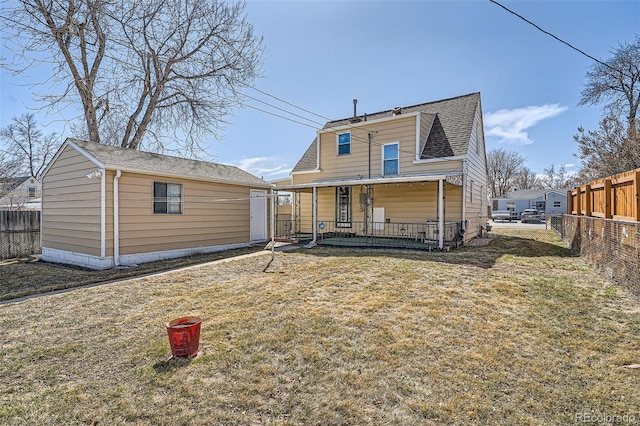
[{"left": 63, "top": 139, "right": 269, "bottom": 187}]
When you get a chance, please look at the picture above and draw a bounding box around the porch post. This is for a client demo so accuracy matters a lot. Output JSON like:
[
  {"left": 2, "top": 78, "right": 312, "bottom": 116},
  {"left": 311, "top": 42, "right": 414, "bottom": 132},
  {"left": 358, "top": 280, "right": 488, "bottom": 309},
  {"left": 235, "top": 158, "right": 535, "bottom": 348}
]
[
  {"left": 438, "top": 179, "right": 444, "bottom": 249},
  {"left": 312, "top": 186, "right": 317, "bottom": 242}
]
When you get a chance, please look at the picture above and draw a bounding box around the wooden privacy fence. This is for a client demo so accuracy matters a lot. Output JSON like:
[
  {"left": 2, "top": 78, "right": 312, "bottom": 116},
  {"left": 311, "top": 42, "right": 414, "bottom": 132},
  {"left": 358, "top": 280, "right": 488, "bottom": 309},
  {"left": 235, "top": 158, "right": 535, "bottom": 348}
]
[
  {"left": 0, "top": 210, "right": 41, "bottom": 260},
  {"left": 568, "top": 168, "right": 640, "bottom": 222}
]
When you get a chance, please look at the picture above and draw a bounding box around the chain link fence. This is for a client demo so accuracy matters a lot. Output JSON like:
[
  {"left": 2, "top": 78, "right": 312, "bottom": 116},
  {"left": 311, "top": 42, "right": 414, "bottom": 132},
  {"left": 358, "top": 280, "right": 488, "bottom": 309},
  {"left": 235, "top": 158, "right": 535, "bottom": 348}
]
[{"left": 550, "top": 214, "right": 639, "bottom": 295}]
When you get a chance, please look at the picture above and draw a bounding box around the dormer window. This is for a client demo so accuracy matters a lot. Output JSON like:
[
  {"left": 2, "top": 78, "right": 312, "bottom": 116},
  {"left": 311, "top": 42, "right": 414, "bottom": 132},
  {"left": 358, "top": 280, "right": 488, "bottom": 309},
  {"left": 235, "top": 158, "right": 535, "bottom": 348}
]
[{"left": 337, "top": 132, "right": 351, "bottom": 155}]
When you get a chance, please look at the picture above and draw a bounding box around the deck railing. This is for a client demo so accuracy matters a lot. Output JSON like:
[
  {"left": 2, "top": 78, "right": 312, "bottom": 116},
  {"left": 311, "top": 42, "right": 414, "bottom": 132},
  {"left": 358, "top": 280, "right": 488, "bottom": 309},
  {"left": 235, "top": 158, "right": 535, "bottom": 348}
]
[{"left": 275, "top": 219, "right": 464, "bottom": 250}]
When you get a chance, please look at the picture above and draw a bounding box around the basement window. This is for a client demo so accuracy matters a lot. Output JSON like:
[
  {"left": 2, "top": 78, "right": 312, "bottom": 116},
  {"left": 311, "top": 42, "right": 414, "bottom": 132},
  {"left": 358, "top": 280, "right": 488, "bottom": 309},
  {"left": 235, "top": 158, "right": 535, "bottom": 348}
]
[{"left": 153, "top": 182, "right": 183, "bottom": 214}]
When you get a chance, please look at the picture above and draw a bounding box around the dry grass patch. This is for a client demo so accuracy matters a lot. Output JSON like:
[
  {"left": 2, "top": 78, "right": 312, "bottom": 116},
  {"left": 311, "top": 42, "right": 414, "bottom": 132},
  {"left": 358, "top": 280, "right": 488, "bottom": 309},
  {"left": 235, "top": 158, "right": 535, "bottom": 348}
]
[
  {"left": 0, "top": 246, "right": 263, "bottom": 301},
  {"left": 1, "top": 230, "right": 639, "bottom": 425}
]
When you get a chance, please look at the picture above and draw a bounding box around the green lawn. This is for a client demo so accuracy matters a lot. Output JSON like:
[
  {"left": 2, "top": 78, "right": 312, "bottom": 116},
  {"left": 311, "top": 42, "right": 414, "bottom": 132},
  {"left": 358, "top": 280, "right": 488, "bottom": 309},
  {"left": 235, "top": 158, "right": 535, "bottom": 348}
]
[{"left": 1, "top": 230, "right": 638, "bottom": 425}]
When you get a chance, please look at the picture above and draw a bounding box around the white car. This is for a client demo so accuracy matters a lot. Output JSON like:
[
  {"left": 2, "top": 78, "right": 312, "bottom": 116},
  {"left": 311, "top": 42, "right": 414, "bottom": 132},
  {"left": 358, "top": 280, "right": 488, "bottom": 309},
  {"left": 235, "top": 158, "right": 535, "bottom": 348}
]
[{"left": 521, "top": 209, "right": 543, "bottom": 223}]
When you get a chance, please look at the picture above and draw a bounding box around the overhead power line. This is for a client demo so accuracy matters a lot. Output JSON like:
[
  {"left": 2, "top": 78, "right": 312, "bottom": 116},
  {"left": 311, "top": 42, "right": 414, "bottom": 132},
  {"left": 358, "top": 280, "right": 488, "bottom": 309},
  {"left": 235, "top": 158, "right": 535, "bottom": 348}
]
[{"left": 488, "top": 0, "right": 623, "bottom": 76}]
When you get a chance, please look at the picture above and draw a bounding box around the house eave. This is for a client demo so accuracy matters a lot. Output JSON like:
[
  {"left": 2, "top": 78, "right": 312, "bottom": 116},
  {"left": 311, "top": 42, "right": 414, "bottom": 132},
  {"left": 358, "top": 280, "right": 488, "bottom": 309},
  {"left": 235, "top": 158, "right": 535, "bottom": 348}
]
[
  {"left": 290, "top": 169, "right": 322, "bottom": 175},
  {"left": 101, "top": 164, "right": 274, "bottom": 188},
  {"left": 412, "top": 155, "right": 466, "bottom": 164},
  {"left": 277, "top": 171, "right": 463, "bottom": 191},
  {"left": 321, "top": 111, "right": 421, "bottom": 133}
]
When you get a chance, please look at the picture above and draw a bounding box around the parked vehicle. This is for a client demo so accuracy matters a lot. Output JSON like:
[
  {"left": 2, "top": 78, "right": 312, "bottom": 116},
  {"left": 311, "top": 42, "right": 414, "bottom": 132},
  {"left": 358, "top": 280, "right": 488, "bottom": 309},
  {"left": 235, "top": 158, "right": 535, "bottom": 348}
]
[
  {"left": 521, "top": 208, "right": 543, "bottom": 223},
  {"left": 491, "top": 210, "right": 517, "bottom": 221}
]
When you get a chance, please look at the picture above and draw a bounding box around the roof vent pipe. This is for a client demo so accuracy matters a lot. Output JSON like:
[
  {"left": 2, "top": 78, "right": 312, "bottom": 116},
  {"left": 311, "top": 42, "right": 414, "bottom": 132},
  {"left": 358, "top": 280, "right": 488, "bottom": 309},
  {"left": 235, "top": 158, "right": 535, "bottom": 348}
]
[
  {"left": 392, "top": 106, "right": 402, "bottom": 116},
  {"left": 353, "top": 99, "right": 357, "bottom": 118}
]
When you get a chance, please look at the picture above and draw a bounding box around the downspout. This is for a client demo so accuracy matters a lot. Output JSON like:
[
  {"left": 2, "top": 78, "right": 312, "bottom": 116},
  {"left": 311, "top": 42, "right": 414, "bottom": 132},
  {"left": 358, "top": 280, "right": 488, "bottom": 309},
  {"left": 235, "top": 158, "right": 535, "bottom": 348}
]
[
  {"left": 462, "top": 159, "right": 467, "bottom": 233},
  {"left": 40, "top": 179, "right": 44, "bottom": 252},
  {"left": 113, "top": 169, "right": 122, "bottom": 267},
  {"left": 100, "top": 169, "right": 106, "bottom": 258},
  {"left": 270, "top": 188, "right": 275, "bottom": 247},
  {"left": 438, "top": 178, "right": 444, "bottom": 250}
]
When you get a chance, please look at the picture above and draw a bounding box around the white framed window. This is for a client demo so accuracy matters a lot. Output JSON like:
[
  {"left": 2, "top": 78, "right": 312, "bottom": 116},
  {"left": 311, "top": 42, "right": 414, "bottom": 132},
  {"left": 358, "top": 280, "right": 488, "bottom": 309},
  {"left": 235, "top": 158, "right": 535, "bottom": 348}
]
[
  {"left": 153, "top": 182, "right": 183, "bottom": 214},
  {"left": 554, "top": 201, "right": 561, "bottom": 208},
  {"left": 27, "top": 186, "right": 37, "bottom": 198},
  {"left": 382, "top": 142, "right": 399, "bottom": 176},
  {"left": 336, "top": 186, "right": 351, "bottom": 227},
  {"left": 337, "top": 132, "right": 351, "bottom": 155}
]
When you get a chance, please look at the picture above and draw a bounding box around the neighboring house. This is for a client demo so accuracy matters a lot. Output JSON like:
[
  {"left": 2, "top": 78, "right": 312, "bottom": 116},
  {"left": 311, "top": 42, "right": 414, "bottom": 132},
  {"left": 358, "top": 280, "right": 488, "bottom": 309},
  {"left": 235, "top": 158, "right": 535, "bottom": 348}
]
[
  {"left": 492, "top": 188, "right": 569, "bottom": 219},
  {"left": 41, "top": 138, "right": 272, "bottom": 269},
  {"left": 0, "top": 176, "right": 41, "bottom": 209},
  {"left": 274, "top": 92, "right": 489, "bottom": 249}
]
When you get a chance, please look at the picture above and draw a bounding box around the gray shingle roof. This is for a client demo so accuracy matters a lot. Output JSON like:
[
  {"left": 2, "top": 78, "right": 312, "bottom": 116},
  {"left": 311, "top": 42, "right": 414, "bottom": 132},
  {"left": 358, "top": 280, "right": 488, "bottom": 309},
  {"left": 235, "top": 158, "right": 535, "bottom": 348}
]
[
  {"left": 68, "top": 139, "right": 269, "bottom": 187},
  {"left": 0, "top": 176, "right": 32, "bottom": 189},
  {"left": 291, "top": 137, "right": 317, "bottom": 173},
  {"left": 501, "top": 188, "right": 571, "bottom": 200},
  {"left": 292, "top": 92, "right": 480, "bottom": 172}
]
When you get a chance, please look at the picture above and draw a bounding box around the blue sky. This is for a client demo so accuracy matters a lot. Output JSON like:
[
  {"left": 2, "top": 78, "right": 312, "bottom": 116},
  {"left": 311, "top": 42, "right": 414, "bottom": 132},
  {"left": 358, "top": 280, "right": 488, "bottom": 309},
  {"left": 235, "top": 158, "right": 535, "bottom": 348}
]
[{"left": 1, "top": 0, "right": 639, "bottom": 180}]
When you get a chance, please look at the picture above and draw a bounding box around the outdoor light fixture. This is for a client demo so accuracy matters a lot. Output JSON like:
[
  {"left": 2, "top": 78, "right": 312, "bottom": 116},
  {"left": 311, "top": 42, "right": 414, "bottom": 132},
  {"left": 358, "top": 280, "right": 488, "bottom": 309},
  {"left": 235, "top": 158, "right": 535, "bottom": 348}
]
[{"left": 86, "top": 169, "right": 103, "bottom": 179}]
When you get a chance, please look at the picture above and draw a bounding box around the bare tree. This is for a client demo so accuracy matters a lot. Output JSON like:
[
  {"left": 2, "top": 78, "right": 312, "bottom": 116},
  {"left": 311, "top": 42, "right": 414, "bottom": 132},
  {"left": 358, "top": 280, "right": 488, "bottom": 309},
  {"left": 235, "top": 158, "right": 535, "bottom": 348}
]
[
  {"left": 513, "top": 166, "right": 540, "bottom": 190},
  {"left": 0, "top": 151, "right": 24, "bottom": 205},
  {"left": 0, "top": 113, "right": 59, "bottom": 178},
  {"left": 541, "top": 164, "right": 570, "bottom": 189},
  {"left": 574, "top": 115, "right": 640, "bottom": 179},
  {"left": 2, "top": 0, "right": 264, "bottom": 154},
  {"left": 0, "top": 152, "right": 22, "bottom": 179},
  {"left": 487, "top": 148, "right": 526, "bottom": 198},
  {"left": 579, "top": 35, "right": 640, "bottom": 135}
]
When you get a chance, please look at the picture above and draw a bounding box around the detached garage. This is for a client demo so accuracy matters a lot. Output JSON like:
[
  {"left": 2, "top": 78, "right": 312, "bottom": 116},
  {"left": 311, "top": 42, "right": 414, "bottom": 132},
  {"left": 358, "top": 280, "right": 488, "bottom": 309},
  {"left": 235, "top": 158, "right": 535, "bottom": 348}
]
[{"left": 41, "top": 138, "right": 271, "bottom": 269}]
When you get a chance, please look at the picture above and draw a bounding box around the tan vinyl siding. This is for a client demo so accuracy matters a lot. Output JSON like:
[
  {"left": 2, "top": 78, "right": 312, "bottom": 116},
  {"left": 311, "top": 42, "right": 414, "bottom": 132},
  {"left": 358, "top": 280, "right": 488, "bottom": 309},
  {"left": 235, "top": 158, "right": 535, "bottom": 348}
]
[
  {"left": 374, "top": 183, "right": 462, "bottom": 223},
  {"left": 292, "top": 115, "right": 465, "bottom": 186},
  {"left": 462, "top": 101, "right": 489, "bottom": 239},
  {"left": 292, "top": 172, "right": 320, "bottom": 185},
  {"left": 42, "top": 145, "right": 103, "bottom": 256},
  {"left": 296, "top": 191, "right": 313, "bottom": 233},
  {"left": 116, "top": 173, "right": 251, "bottom": 255},
  {"left": 310, "top": 183, "right": 461, "bottom": 226},
  {"left": 317, "top": 116, "right": 416, "bottom": 180},
  {"left": 317, "top": 187, "right": 337, "bottom": 225}
]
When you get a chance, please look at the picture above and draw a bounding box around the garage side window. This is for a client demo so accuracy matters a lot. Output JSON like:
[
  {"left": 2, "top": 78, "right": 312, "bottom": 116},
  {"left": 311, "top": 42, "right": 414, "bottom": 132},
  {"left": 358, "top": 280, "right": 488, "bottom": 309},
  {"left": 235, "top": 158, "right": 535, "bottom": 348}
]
[{"left": 153, "top": 182, "right": 183, "bottom": 214}]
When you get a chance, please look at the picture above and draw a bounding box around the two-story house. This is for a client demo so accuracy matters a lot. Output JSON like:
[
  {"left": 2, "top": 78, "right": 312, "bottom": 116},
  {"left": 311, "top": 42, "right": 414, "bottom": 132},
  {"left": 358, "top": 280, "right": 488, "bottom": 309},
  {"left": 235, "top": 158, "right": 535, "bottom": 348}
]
[{"left": 275, "top": 92, "right": 489, "bottom": 249}]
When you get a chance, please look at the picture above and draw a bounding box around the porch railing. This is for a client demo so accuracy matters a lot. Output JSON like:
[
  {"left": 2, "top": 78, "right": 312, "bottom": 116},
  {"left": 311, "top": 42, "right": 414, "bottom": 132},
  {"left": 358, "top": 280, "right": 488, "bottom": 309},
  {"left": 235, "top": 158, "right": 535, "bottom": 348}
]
[{"left": 275, "top": 219, "right": 464, "bottom": 250}]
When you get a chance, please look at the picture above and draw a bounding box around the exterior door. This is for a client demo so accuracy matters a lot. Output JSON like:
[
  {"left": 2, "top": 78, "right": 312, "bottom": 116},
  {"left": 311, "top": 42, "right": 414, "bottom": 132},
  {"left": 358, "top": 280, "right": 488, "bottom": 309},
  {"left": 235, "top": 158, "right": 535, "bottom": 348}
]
[{"left": 250, "top": 190, "right": 267, "bottom": 241}]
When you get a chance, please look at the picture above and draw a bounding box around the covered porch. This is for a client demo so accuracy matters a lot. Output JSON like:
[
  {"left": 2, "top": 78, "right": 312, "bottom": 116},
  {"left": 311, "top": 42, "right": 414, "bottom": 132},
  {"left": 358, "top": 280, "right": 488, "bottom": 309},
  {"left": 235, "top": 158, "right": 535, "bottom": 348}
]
[{"left": 274, "top": 173, "right": 466, "bottom": 250}]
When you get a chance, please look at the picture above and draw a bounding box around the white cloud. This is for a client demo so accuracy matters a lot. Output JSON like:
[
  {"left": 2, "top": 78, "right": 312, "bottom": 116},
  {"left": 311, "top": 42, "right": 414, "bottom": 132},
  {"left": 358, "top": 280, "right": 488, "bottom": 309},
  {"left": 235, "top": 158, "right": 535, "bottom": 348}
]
[
  {"left": 484, "top": 104, "right": 567, "bottom": 145},
  {"left": 233, "top": 156, "right": 291, "bottom": 180}
]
